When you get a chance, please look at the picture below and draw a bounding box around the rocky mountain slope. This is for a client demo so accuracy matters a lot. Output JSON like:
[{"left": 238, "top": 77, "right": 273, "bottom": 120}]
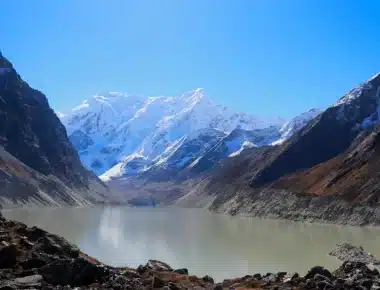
[
  {"left": 60, "top": 90, "right": 321, "bottom": 182},
  {"left": 177, "top": 72, "right": 380, "bottom": 225},
  {"left": 0, "top": 52, "right": 108, "bottom": 207}
]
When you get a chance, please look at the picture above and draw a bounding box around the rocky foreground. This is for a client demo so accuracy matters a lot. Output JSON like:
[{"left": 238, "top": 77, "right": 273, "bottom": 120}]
[{"left": 0, "top": 213, "right": 379, "bottom": 290}]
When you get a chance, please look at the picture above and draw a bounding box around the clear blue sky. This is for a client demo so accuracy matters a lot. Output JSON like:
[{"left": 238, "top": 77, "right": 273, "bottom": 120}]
[{"left": 2, "top": 0, "right": 380, "bottom": 118}]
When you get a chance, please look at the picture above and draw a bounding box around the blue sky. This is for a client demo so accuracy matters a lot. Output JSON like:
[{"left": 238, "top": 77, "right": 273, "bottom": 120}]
[{"left": 2, "top": 0, "right": 380, "bottom": 118}]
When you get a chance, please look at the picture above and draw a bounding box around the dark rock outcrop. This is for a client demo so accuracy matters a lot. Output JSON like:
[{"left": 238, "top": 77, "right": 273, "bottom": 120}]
[{"left": 0, "top": 53, "right": 108, "bottom": 207}]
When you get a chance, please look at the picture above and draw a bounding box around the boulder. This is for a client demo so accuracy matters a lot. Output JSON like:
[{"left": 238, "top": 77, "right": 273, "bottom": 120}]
[
  {"left": 173, "top": 268, "right": 188, "bottom": 275},
  {"left": 33, "top": 236, "right": 79, "bottom": 259},
  {"left": 40, "top": 257, "right": 109, "bottom": 286},
  {"left": 146, "top": 260, "right": 173, "bottom": 272},
  {"left": 305, "top": 266, "right": 333, "bottom": 281},
  {"left": 0, "top": 244, "right": 19, "bottom": 268},
  {"left": 202, "top": 275, "right": 214, "bottom": 284},
  {"left": 13, "top": 274, "right": 43, "bottom": 287},
  {"left": 152, "top": 276, "right": 166, "bottom": 288},
  {"left": 330, "top": 243, "right": 380, "bottom": 265}
]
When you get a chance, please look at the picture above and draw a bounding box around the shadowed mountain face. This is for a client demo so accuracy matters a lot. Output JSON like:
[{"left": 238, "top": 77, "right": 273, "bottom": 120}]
[
  {"left": 249, "top": 73, "right": 380, "bottom": 188},
  {"left": 0, "top": 54, "right": 89, "bottom": 188},
  {"left": 271, "top": 127, "right": 380, "bottom": 204},
  {"left": 210, "top": 73, "right": 380, "bottom": 192},
  {"left": 0, "top": 52, "right": 107, "bottom": 207}
]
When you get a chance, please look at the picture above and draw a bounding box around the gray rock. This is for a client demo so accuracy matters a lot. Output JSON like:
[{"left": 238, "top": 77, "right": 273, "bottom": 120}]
[
  {"left": 152, "top": 276, "right": 166, "bottom": 288},
  {"left": 0, "top": 286, "right": 16, "bottom": 290},
  {"left": 146, "top": 260, "right": 173, "bottom": 272},
  {"left": 202, "top": 275, "right": 214, "bottom": 284},
  {"left": 361, "top": 279, "right": 375, "bottom": 290},
  {"left": 330, "top": 243, "right": 380, "bottom": 265},
  {"left": 253, "top": 273, "right": 262, "bottom": 280},
  {"left": 0, "top": 244, "right": 19, "bottom": 269},
  {"left": 173, "top": 268, "right": 188, "bottom": 275},
  {"left": 305, "top": 266, "right": 333, "bottom": 281},
  {"left": 40, "top": 257, "right": 109, "bottom": 286},
  {"left": 168, "top": 282, "right": 180, "bottom": 290},
  {"left": 314, "top": 273, "right": 332, "bottom": 284},
  {"left": 14, "top": 274, "right": 43, "bottom": 285}
]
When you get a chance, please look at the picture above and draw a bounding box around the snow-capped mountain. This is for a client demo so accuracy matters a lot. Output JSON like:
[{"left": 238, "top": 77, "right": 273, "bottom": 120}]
[
  {"left": 272, "top": 108, "right": 323, "bottom": 145},
  {"left": 59, "top": 89, "right": 319, "bottom": 181}
]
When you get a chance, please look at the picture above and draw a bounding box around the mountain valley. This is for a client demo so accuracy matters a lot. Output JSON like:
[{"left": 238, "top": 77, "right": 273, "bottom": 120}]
[{"left": 59, "top": 71, "right": 380, "bottom": 226}]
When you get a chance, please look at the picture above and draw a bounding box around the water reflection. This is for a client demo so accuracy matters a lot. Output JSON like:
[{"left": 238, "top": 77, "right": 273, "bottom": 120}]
[
  {"left": 3, "top": 206, "right": 380, "bottom": 282},
  {"left": 99, "top": 207, "right": 124, "bottom": 249}
]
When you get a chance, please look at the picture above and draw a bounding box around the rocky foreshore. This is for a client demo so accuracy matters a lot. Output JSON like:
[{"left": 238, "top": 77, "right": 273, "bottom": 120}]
[{"left": 0, "top": 212, "right": 380, "bottom": 290}]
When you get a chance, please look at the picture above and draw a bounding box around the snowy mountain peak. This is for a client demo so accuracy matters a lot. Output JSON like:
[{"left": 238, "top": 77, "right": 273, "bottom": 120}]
[
  {"left": 272, "top": 108, "right": 323, "bottom": 145},
  {"left": 333, "top": 72, "right": 380, "bottom": 108},
  {"left": 60, "top": 89, "right": 289, "bottom": 177}
]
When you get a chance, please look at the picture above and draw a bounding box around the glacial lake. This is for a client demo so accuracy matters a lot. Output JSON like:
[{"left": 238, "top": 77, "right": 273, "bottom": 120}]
[{"left": 3, "top": 206, "right": 380, "bottom": 282}]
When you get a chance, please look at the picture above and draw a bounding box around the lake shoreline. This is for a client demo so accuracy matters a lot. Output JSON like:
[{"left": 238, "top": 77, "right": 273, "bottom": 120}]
[
  {"left": 1, "top": 211, "right": 380, "bottom": 289},
  {"left": 207, "top": 188, "right": 380, "bottom": 227}
]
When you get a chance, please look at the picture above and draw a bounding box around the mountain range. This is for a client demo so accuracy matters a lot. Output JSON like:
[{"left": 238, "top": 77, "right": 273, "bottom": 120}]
[
  {"left": 176, "top": 72, "right": 380, "bottom": 225},
  {"left": 3, "top": 49, "right": 380, "bottom": 225},
  {"left": 59, "top": 90, "right": 322, "bottom": 181}
]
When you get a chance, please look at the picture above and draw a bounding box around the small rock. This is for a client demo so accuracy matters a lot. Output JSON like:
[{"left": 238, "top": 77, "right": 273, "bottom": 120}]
[
  {"left": 146, "top": 260, "right": 173, "bottom": 272},
  {"left": 253, "top": 273, "right": 262, "bottom": 280},
  {"left": 20, "top": 236, "right": 34, "bottom": 247},
  {"left": 0, "top": 244, "right": 19, "bottom": 268},
  {"left": 202, "top": 275, "right": 214, "bottom": 284},
  {"left": 264, "top": 273, "right": 277, "bottom": 283},
  {"left": 40, "top": 257, "right": 109, "bottom": 286},
  {"left": 317, "top": 280, "right": 334, "bottom": 289},
  {"left": 0, "top": 286, "right": 16, "bottom": 290},
  {"left": 314, "top": 273, "right": 332, "bottom": 283},
  {"left": 152, "top": 276, "right": 166, "bottom": 288},
  {"left": 137, "top": 265, "right": 146, "bottom": 274},
  {"left": 113, "top": 275, "right": 129, "bottom": 285},
  {"left": 361, "top": 279, "right": 374, "bottom": 290},
  {"left": 283, "top": 277, "right": 292, "bottom": 283},
  {"left": 122, "top": 269, "right": 140, "bottom": 279},
  {"left": 21, "top": 256, "right": 48, "bottom": 269},
  {"left": 1, "top": 241, "right": 10, "bottom": 247},
  {"left": 173, "top": 268, "right": 188, "bottom": 275},
  {"left": 305, "top": 266, "right": 333, "bottom": 281},
  {"left": 334, "top": 278, "right": 346, "bottom": 286},
  {"left": 14, "top": 274, "right": 43, "bottom": 284},
  {"left": 168, "top": 282, "right": 180, "bottom": 290},
  {"left": 277, "top": 271, "right": 287, "bottom": 279},
  {"left": 344, "top": 278, "right": 355, "bottom": 287},
  {"left": 305, "top": 279, "right": 316, "bottom": 289},
  {"left": 25, "top": 227, "right": 47, "bottom": 242}
]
